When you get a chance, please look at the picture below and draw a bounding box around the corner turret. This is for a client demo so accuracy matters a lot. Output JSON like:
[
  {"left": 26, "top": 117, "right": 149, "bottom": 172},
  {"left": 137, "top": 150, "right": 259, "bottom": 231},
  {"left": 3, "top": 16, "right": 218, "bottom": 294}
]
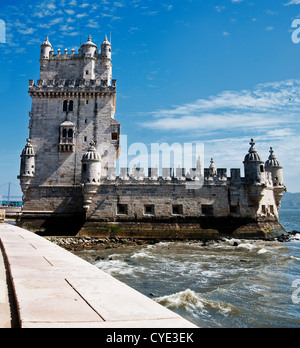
[
  {"left": 81, "top": 142, "right": 101, "bottom": 211},
  {"left": 18, "top": 139, "right": 35, "bottom": 197},
  {"left": 265, "top": 147, "right": 284, "bottom": 187},
  {"left": 81, "top": 35, "right": 97, "bottom": 57},
  {"left": 40, "top": 36, "right": 52, "bottom": 61},
  {"left": 101, "top": 35, "right": 111, "bottom": 60},
  {"left": 243, "top": 139, "right": 265, "bottom": 185}
]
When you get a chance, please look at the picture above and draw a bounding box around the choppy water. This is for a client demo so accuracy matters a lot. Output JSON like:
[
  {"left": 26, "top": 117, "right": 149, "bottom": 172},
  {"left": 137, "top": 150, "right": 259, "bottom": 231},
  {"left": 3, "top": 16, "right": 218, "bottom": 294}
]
[{"left": 73, "top": 210, "right": 300, "bottom": 328}]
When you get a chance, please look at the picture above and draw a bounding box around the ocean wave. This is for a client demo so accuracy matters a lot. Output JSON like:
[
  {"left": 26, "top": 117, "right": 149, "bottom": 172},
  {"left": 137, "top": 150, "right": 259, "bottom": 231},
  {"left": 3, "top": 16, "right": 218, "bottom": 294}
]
[
  {"left": 290, "top": 234, "right": 300, "bottom": 242},
  {"left": 155, "top": 289, "right": 238, "bottom": 317},
  {"left": 257, "top": 248, "right": 269, "bottom": 254},
  {"left": 130, "top": 250, "right": 155, "bottom": 260},
  {"left": 95, "top": 259, "right": 138, "bottom": 276}
]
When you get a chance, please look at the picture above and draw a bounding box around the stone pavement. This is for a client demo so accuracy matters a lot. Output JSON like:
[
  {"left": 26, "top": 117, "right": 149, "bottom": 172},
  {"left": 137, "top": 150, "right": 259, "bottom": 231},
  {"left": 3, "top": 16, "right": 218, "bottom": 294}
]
[
  {"left": 0, "top": 224, "right": 197, "bottom": 328},
  {"left": 0, "top": 245, "right": 12, "bottom": 328}
]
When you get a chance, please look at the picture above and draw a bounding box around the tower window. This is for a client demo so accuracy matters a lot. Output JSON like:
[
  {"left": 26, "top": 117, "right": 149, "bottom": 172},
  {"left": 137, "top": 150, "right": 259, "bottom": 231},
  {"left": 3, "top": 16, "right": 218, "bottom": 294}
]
[
  {"left": 86, "top": 70, "right": 89, "bottom": 75},
  {"left": 59, "top": 122, "right": 75, "bottom": 152},
  {"left": 144, "top": 205, "right": 155, "bottom": 216},
  {"left": 260, "top": 165, "right": 264, "bottom": 173},
  {"left": 117, "top": 204, "right": 128, "bottom": 215},
  {"left": 202, "top": 205, "right": 214, "bottom": 216},
  {"left": 111, "top": 132, "right": 119, "bottom": 141},
  {"left": 63, "top": 100, "right": 74, "bottom": 112},
  {"left": 172, "top": 205, "right": 183, "bottom": 215},
  {"left": 63, "top": 100, "right": 68, "bottom": 112}
]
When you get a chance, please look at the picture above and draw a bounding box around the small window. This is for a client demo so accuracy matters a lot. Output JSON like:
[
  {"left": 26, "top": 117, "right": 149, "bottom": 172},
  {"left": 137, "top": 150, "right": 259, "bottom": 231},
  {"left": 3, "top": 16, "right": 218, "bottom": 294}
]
[
  {"left": 230, "top": 205, "right": 240, "bottom": 214},
  {"left": 111, "top": 132, "right": 119, "bottom": 141},
  {"left": 260, "top": 165, "right": 264, "bottom": 173},
  {"left": 172, "top": 205, "right": 183, "bottom": 215},
  {"left": 86, "top": 100, "right": 89, "bottom": 105},
  {"left": 144, "top": 205, "right": 155, "bottom": 216},
  {"left": 85, "top": 119, "right": 88, "bottom": 124},
  {"left": 117, "top": 204, "right": 128, "bottom": 215},
  {"left": 270, "top": 205, "right": 274, "bottom": 215},
  {"left": 82, "top": 164, "right": 87, "bottom": 173},
  {"left": 86, "top": 70, "right": 89, "bottom": 75},
  {"left": 63, "top": 100, "right": 68, "bottom": 112},
  {"left": 202, "top": 205, "right": 214, "bottom": 216},
  {"left": 69, "top": 100, "right": 74, "bottom": 112},
  {"left": 262, "top": 205, "right": 266, "bottom": 214},
  {"left": 84, "top": 136, "right": 87, "bottom": 142}
]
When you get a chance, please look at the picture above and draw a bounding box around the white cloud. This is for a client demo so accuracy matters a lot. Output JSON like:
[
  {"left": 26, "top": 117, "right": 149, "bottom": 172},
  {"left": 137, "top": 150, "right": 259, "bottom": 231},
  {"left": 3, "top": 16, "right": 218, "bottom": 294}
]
[
  {"left": 285, "top": 0, "right": 300, "bottom": 5},
  {"left": 18, "top": 28, "right": 36, "bottom": 35},
  {"left": 142, "top": 79, "right": 300, "bottom": 135}
]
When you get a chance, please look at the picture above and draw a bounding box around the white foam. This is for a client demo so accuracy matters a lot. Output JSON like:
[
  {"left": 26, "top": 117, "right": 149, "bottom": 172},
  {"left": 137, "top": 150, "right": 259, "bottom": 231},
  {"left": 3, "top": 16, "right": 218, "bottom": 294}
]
[
  {"left": 155, "top": 289, "right": 237, "bottom": 317},
  {"left": 131, "top": 250, "right": 155, "bottom": 260},
  {"left": 257, "top": 248, "right": 269, "bottom": 254}
]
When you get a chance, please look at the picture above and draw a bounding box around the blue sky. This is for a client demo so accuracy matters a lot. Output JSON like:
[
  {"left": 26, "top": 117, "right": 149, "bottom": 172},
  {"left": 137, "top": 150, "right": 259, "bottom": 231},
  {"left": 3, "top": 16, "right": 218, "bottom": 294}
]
[{"left": 1, "top": 0, "right": 300, "bottom": 199}]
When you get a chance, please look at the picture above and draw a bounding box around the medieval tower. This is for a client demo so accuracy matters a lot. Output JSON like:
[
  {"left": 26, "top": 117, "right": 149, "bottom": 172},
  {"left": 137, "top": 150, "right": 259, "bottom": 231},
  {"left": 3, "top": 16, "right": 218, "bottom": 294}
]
[{"left": 18, "top": 35, "right": 286, "bottom": 238}]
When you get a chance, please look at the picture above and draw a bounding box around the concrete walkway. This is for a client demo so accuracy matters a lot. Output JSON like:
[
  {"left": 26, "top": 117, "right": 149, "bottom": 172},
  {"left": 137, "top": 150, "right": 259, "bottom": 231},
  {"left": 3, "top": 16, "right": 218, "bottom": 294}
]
[
  {"left": 0, "top": 245, "right": 12, "bottom": 328},
  {"left": 0, "top": 224, "right": 197, "bottom": 328}
]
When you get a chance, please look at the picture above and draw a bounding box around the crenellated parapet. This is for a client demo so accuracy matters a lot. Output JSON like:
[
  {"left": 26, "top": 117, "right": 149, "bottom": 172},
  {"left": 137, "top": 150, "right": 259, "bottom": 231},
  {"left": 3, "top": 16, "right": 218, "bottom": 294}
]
[{"left": 28, "top": 78, "right": 116, "bottom": 95}]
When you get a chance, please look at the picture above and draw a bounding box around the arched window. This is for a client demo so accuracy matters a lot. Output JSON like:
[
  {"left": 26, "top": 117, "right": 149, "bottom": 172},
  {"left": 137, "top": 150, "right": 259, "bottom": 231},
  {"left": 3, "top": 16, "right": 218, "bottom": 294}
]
[
  {"left": 59, "top": 121, "right": 76, "bottom": 152},
  {"left": 69, "top": 100, "right": 74, "bottom": 112},
  {"left": 63, "top": 100, "right": 68, "bottom": 112}
]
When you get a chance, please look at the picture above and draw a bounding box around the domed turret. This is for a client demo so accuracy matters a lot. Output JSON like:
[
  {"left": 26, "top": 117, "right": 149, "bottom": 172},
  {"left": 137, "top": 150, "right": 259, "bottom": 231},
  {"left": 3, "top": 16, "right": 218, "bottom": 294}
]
[
  {"left": 243, "top": 139, "right": 265, "bottom": 184},
  {"left": 40, "top": 36, "right": 52, "bottom": 60},
  {"left": 101, "top": 35, "right": 111, "bottom": 59},
  {"left": 81, "top": 141, "right": 101, "bottom": 185},
  {"left": 20, "top": 139, "right": 35, "bottom": 178},
  {"left": 265, "top": 147, "right": 284, "bottom": 187},
  {"left": 81, "top": 35, "right": 97, "bottom": 57}
]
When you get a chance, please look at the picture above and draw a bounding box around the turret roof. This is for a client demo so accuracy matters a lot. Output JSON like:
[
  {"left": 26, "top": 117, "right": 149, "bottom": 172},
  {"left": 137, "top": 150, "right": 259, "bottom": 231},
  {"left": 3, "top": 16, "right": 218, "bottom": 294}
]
[
  {"left": 265, "top": 147, "right": 282, "bottom": 168},
  {"left": 82, "top": 141, "right": 101, "bottom": 162},
  {"left": 244, "top": 139, "right": 264, "bottom": 163},
  {"left": 41, "top": 36, "right": 52, "bottom": 47},
  {"left": 81, "top": 35, "right": 97, "bottom": 48}
]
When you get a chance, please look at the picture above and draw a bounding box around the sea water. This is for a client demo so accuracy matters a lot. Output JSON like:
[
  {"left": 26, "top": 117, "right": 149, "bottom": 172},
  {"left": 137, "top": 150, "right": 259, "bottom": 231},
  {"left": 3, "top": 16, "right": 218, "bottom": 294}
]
[{"left": 73, "top": 210, "right": 300, "bottom": 328}]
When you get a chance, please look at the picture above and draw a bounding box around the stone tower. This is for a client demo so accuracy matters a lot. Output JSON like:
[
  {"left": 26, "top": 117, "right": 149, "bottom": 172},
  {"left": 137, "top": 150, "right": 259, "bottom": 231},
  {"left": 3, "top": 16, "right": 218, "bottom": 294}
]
[
  {"left": 21, "top": 35, "right": 120, "bottom": 190},
  {"left": 243, "top": 139, "right": 265, "bottom": 185}
]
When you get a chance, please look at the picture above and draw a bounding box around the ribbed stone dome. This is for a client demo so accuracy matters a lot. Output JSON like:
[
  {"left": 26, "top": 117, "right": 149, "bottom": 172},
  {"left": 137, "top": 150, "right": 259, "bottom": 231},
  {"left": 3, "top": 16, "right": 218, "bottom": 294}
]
[
  {"left": 265, "top": 147, "right": 282, "bottom": 168},
  {"left": 82, "top": 141, "right": 101, "bottom": 161},
  {"left": 244, "top": 139, "right": 263, "bottom": 163},
  {"left": 22, "top": 139, "right": 35, "bottom": 156},
  {"left": 41, "top": 36, "right": 52, "bottom": 47},
  {"left": 101, "top": 35, "right": 111, "bottom": 46},
  {"left": 81, "top": 35, "right": 97, "bottom": 48}
]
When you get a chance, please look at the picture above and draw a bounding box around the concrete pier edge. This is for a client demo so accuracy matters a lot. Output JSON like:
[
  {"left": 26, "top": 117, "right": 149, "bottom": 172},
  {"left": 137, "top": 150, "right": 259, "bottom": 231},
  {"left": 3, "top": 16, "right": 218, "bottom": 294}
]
[{"left": 0, "top": 223, "right": 197, "bottom": 329}]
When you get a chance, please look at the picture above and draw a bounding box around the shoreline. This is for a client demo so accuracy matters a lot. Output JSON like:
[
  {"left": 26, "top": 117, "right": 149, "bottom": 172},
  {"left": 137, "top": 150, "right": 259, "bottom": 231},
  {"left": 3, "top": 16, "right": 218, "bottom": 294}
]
[{"left": 45, "top": 230, "right": 300, "bottom": 252}]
